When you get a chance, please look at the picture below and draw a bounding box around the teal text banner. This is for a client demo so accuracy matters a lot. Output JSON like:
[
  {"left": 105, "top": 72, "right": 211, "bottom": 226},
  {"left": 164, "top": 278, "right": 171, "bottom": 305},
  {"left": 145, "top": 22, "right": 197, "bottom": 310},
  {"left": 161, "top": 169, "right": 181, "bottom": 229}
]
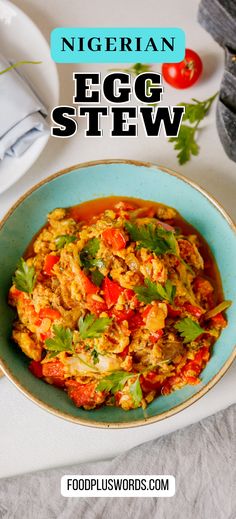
[{"left": 51, "top": 28, "right": 185, "bottom": 63}]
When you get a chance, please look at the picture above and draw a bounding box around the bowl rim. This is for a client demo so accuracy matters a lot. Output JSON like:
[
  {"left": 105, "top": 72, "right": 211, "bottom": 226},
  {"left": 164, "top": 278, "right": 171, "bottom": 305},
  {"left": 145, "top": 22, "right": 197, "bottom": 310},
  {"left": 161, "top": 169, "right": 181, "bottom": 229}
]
[{"left": 0, "top": 158, "right": 235, "bottom": 429}]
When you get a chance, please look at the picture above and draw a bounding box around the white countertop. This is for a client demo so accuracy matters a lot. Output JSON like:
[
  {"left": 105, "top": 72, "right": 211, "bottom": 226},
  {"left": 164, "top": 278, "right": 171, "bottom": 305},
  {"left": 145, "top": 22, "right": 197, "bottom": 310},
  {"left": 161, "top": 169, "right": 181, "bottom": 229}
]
[{"left": 1, "top": 0, "right": 235, "bottom": 478}]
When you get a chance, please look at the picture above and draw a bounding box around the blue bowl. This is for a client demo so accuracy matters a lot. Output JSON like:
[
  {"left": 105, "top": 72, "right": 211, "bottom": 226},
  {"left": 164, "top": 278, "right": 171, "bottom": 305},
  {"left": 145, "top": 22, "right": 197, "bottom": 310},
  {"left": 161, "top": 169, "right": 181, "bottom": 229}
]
[{"left": 0, "top": 160, "right": 235, "bottom": 428}]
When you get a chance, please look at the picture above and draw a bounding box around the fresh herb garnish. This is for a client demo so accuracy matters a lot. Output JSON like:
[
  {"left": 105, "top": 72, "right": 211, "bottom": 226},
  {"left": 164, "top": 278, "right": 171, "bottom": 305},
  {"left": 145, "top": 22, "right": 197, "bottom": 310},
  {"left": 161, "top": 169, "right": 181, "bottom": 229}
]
[
  {"left": 78, "top": 314, "right": 112, "bottom": 339},
  {"left": 91, "top": 269, "right": 104, "bottom": 287},
  {"left": 169, "top": 93, "right": 218, "bottom": 165},
  {"left": 12, "top": 258, "right": 36, "bottom": 294},
  {"left": 45, "top": 325, "right": 73, "bottom": 357},
  {"left": 125, "top": 221, "right": 177, "bottom": 256},
  {"left": 55, "top": 235, "right": 76, "bottom": 249},
  {"left": 129, "top": 377, "right": 143, "bottom": 407},
  {"left": 80, "top": 238, "right": 104, "bottom": 269},
  {"left": 91, "top": 349, "right": 99, "bottom": 365},
  {"left": 174, "top": 317, "right": 205, "bottom": 343},
  {"left": 96, "top": 371, "right": 143, "bottom": 406},
  {"left": 134, "top": 278, "right": 176, "bottom": 304}
]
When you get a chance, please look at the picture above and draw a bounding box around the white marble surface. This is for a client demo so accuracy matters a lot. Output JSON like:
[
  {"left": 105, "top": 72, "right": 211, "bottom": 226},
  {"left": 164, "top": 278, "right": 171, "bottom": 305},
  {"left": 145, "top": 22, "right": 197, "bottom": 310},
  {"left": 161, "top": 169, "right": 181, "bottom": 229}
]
[{"left": 0, "top": 0, "right": 235, "bottom": 478}]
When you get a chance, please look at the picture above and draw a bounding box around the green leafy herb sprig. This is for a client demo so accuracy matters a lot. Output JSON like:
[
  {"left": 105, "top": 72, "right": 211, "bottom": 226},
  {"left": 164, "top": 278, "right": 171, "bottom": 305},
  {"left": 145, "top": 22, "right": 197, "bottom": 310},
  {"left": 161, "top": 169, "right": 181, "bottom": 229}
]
[
  {"left": 79, "top": 238, "right": 104, "bottom": 270},
  {"left": 45, "top": 325, "right": 73, "bottom": 357},
  {"left": 169, "top": 93, "right": 218, "bottom": 165},
  {"left": 13, "top": 258, "right": 36, "bottom": 294},
  {"left": 174, "top": 317, "right": 206, "bottom": 343},
  {"left": 125, "top": 221, "right": 177, "bottom": 256},
  {"left": 134, "top": 278, "right": 176, "bottom": 304},
  {"left": 55, "top": 235, "right": 76, "bottom": 249},
  {"left": 96, "top": 371, "right": 142, "bottom": 407},
  {"left": 78, "top": 314, "right": 112, "bottom": 339}
]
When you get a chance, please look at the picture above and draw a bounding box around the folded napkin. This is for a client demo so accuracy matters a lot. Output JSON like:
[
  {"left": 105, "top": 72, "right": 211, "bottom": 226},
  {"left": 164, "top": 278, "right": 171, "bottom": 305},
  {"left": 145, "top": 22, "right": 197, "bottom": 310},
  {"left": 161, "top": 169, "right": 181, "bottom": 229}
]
[
  {"left": 0, "top": 55, "right": 49, "bottom": 160},
  {"left": 0, "top": 404, "right": 235, "bottom": 519}
]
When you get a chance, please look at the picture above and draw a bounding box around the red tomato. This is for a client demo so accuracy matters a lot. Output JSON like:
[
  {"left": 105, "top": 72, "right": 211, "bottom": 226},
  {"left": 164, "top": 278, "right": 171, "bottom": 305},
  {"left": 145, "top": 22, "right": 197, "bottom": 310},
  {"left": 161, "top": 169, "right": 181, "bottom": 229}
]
[
  {"left": 183, "top": 303, "right": 203, "bottom": 319},
  {"left": 111, "top": 308, "right": 135, "bottom": 324},
  {"left": 129, "top": 312, "right": 144, "bottom": 331},
  {"left": 86, "top": 295, "right": 107, "bottom": 315},
  {"left": 79, "top": 270, "right": 99, "bottom": 296},
  {"left": 42, "top": 359, "right": 65, "bottom": 387},
  {"left": 9, "top": 286, "right": 24, "bottom": 302},
  {"left": 43, "top": 254, "right": 60, "bottom": 275},
  {"left": 211, "top": 313, "right": 227, "bottom": 328},
  {"left": 140, "top": 372, "right": 162, "bottom": 393},
  {"left": 162, "top": 48, "right": 203, "bottom": 89},
  {"left": 167, "top": 304, "right": 182, "bottom": 318},
  {"left": 29, "top": 360, "right": 43, "bottom": 378},
  {"left": 142, "top": 304, "right": 152, "bottom": 320},
  {"left": 182, "top": 361, "right": 202, "bottom": 378},
  {"left": 118, "top": 345, "right": 129, "bottom": 359},
  {"left": 194, "top": 347, "right": 210, "bottom": 364},
  {"left": 150, "top": 330, "right": 164, "bottom": 343},
  {"left": 66, "top": 380, "right": 105, "bottom": 408},
  {"left": 39, "top": 308, "right": 61, "bottom": 320},
  {"left": 103, "top": 277, "right": 124, "bottom": 308},
  {"left": 102, "top": 228, "right": 127, "bottom": 251}
]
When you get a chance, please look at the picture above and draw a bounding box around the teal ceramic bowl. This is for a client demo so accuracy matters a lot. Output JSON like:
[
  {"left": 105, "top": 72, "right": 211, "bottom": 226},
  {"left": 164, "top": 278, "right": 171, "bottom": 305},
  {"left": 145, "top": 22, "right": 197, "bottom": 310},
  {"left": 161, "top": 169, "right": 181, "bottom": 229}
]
[{"left": 0, "top": 159, "right": 235, "bottom": 428}]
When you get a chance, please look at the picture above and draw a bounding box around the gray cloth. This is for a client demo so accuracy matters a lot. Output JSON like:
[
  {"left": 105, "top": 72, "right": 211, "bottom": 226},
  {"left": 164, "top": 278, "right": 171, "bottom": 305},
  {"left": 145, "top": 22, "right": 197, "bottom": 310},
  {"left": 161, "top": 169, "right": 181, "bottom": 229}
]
[
  {"left": 0, "top": 404, "right": 235, "bottom": 519},
  {"left": 0, "top": 55, "right": 49, "bottom": 160}
]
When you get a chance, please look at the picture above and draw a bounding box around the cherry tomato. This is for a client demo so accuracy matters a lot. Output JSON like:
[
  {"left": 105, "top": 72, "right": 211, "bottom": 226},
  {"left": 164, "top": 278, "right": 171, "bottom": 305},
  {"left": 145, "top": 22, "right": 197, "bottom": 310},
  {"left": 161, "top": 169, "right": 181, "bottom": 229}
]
[
  {"left": 102, "top": 228, "right": 127, "bottom": 251},
  {"left": 43, "top": 254, "right": 60, "bottom": 275},
  {"left": 102, "top": 277, "right": 124, "bottom": 308},
  {"left": 162, "top": 48, "right": 203, "bottom": 89}
]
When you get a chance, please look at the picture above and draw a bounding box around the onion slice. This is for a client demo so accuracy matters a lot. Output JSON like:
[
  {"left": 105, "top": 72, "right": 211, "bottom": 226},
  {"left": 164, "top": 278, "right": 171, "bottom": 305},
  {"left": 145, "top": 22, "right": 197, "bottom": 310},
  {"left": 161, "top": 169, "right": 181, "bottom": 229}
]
[{"left": 204, "top": 300, "right": 232, "bottom": 320}]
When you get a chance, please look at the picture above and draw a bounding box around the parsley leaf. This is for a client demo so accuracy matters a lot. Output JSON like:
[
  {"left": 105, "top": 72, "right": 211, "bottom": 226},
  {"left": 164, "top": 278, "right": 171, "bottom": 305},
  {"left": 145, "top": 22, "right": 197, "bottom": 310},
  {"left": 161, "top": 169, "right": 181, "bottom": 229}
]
[
  {"left": 45, "top": 325, "right": 73, "bottom": 357},
  {"left": 129, "top": 377, "right": 143, "bottom": 407},
  {"left": 125, "top": 222, "right": 177, "bottom": 256},
  {"left": 12, "top": 258, "right": 36, "bottom": 294},
  {"left": 91, "top": 349, "right": 99, "bottom": 365},
  {"left": 80, "top": 238, "right": 104, "bottom": 269},
  {"left": 96, "top": 371, "right": 135, "bottom": 393},
  {"left": 78, "top": 314, "right": 112, "bottom": 339},
  {"left": 169, "top": 125, "right": 199, "bottom": 165},
  {"left": 169, "top": 93, "right": 218, "bottom": 165},
  {"left": 174, "top": 317, "right": 205, "bottom": 343},
  {"left": 134, "top": 278, "right": 176, "bottom": 304},
  {"left": 55, "top": 235, "right": 76, "bottom": 249}
]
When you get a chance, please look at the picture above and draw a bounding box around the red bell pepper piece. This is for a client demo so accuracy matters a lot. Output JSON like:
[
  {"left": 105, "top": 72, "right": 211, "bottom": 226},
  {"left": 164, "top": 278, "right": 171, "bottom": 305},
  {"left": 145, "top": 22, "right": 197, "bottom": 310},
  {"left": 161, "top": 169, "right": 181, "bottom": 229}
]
[
  {"left": 43, "top": 254, "right": 60, "bottom": 275},
  {"left": 111, "top": 308, "right": 135, "bottom": 324},
  {"left": 39, "top": 308, "right": 61, "bottom": 320},
  {"left": 103, "top": 277, "right": 124, "bottom": 308},
  {"left": 102, "top": 228, "right": 127, "bottom": 251},
  {"left": 79, "top": 270, "right": 99, "bottom": 296},
  {"left": 183, "top": 303, "right": 203, "bottom": 319},
  {"left": 29, "top": 360, "right": 43, "bottom": 378},
  {"left": 86, "top": 295, "right": 107, "bottom": 315}
]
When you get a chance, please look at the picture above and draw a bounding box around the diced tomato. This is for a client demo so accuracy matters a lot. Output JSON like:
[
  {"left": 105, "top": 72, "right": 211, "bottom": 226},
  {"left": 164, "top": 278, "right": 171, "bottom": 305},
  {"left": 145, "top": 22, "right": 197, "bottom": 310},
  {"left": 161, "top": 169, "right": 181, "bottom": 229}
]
[
  {"left": 66, "top": 380, "right": 105, "bottom": 408},
  {"left": 29, "top": 360, "right": 43, "bottom": 378},
  {"left": 9, "top": 286, "right": 24, "bottom": 301},
  {"left": 118, "top": 345, "right": 129, "bottom": 359},
  {"left": 103, "top": 277, "right": 124, "bottom": 308},
  {"left": 39, "top": 308, "right": 61, "bottom": 320},
  {"left": 102, "top": 228, "right": 127, "bottom": 251},
  {"left": 129, "top": 312, "right": 144, "bottom": 331},
  {"left": 167, "top": 304, "right": 182, "bottom": 317},
  {"left": 42, "top": 359, "right": 65, "bottom": 387},
  {"left": 211, "top": 312, "right": 227, "bottom": 328},
  {"left": 86, "top": 295, "right": 107, "bottom": 315},
  {"left": 150, "top": 330, "right": 164, "bottom": 343},
  {"left": 194, "top": 346, "right": 210, "bottom": 365},
  {"left": 142, "top": 304, "right": 152, "bottom": 320},
  {"left": 111, "top": 308, "right": 135, "bottom": 324},
  {"left": 43, "top": 254, "right": 60, "bottom": 275},
  {"left": 140, "top": 371, "right": 162, "bottom": 392},
  {"left": 40, "top": 331, "right": 52, "bottom": 342},
  {"left": 79, "top": 270, "right": 99, "bottom": 296},
  {"left": 183, "top": 303, "right": 203, "bottom": 319},
  {"left": 185, "top": 376, "right": 200, "bottom": 385},
  {"left": 182, "top": 361, "right": 202, "bottom": 378},
  {"left": 124, "top": 289, "right": 140, "bottom": 308}
]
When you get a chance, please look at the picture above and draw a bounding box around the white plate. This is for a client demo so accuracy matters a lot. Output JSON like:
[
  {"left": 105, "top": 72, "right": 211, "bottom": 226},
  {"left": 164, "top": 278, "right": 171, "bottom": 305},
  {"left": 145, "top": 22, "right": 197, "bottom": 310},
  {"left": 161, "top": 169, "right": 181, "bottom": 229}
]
[{"left": 0, "top": 0, "right": 59, "bottom": 194}]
